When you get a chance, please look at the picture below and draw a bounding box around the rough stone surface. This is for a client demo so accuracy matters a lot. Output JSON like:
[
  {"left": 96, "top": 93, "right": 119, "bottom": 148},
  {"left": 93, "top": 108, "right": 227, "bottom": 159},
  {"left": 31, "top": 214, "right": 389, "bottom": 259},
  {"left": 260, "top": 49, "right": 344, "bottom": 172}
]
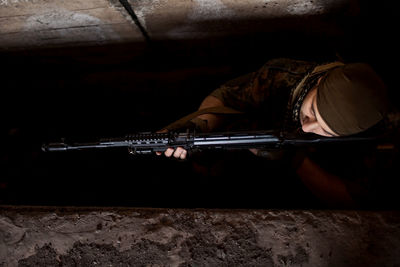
[
  {"left": 128, "top": 0, "right": 354, "bottom": 39},
  {"left": 0, "top": 0, "right": 357, "bottom": 49},
  {"left": 1, "top": 206, "right": 400, "bottom": 266},
  {"left": 0, "top": 0, "right": 143, "bottom": 50}
]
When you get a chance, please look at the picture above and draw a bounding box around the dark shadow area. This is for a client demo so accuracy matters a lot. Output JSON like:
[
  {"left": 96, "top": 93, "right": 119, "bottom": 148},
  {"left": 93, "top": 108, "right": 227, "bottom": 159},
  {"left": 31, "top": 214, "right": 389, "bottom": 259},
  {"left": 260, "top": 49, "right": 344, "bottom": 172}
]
[{"left": 0, "top": 0, "right": 398, "bottom": 209}]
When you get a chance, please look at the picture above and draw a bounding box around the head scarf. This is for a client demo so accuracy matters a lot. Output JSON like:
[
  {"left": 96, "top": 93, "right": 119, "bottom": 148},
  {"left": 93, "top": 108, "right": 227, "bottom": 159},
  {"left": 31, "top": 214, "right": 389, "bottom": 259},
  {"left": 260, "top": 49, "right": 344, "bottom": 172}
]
[{"left": 317, "top": 63, "right": 388, "bottom": 136}]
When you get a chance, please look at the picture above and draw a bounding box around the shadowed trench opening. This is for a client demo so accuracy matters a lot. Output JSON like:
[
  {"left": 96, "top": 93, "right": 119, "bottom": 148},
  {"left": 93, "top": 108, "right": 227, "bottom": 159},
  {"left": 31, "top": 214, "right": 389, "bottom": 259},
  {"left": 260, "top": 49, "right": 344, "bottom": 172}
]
[{"left": 0, "top": 0, "right": 398, "bottom": 209}]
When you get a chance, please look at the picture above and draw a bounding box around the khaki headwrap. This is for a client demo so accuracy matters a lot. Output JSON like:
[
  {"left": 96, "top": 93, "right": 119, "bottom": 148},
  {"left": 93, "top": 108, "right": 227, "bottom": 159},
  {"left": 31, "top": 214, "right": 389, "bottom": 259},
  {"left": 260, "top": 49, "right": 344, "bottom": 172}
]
[{"left": 317, "top": 63, "right": 388, "bottom": 136}]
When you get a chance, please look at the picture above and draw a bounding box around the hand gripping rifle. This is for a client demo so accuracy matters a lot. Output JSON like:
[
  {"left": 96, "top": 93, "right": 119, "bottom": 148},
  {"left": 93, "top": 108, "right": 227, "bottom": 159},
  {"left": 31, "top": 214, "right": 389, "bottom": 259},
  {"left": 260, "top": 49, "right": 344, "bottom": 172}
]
[{"left": 41, "top": 130, "right": 384, "bottom": 155}]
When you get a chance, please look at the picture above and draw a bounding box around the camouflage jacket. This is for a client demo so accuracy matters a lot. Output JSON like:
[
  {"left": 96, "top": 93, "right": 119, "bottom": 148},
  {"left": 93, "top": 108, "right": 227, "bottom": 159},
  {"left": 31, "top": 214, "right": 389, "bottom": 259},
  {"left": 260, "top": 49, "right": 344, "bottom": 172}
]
[{"left": 210, "top": 58, "right": 317, "bottom": 132}]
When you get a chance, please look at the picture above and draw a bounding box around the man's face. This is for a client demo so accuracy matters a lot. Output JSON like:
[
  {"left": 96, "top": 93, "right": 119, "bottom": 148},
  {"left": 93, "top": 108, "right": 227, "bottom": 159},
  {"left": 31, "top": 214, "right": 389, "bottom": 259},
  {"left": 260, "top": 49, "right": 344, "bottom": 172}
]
[{"left": 299, "top": 84, "right": 338, "bottom": 137}]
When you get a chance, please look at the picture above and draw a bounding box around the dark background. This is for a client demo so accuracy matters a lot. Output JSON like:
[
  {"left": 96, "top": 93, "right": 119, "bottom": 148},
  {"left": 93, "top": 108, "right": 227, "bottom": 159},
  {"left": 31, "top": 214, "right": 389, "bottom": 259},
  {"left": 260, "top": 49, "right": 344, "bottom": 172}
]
[{"left": 1, "top": 1, "right": 398, "bottom": 209}]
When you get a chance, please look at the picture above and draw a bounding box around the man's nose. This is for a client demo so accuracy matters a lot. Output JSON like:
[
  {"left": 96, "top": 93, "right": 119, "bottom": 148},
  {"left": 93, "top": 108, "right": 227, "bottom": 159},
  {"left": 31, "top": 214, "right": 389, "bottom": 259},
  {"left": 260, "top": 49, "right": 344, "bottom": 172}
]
[{"left": 302, "top": 118, "right": 319, "bottom": 133}]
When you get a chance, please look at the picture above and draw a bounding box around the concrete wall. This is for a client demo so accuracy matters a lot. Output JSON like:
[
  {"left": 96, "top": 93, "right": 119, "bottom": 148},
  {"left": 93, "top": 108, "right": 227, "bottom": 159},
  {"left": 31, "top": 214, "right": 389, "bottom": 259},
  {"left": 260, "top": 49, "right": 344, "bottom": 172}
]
[
  {"left": 127, "top": 0, "right": 350, "bottom": 39},
  {"left": 1, "top": 0, "right": 355, "bottom": 50},
  {"left": 1, "top": 206, "right": 400, "bottom": 266},
  {"left": 0, "top": 0, "right": 143, "bottom": 49}
]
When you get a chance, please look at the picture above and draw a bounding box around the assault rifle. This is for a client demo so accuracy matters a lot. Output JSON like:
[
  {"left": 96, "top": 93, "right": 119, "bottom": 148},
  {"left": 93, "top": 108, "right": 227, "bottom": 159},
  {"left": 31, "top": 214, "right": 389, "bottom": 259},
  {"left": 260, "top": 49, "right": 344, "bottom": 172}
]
[{"left": 41, "top": 130, "right": 385, "bottom": 155}]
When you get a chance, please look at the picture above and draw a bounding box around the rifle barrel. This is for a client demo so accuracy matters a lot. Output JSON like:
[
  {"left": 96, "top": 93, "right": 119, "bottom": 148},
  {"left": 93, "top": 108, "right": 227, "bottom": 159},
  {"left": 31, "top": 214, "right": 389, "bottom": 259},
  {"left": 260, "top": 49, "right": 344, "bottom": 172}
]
[{"left": 42, "top": 130, "right": 383, "bottom": 154}]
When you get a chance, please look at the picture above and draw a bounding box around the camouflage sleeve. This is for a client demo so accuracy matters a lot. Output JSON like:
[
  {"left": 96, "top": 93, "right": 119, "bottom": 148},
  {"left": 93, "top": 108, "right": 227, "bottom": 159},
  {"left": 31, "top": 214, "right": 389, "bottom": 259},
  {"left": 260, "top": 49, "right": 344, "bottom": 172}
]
[
  {"left": 209, "top": 58, "right": 315, "bottom": 112},
  {"left": 209, "top": 72, "right": 257, "bottom": 112}
]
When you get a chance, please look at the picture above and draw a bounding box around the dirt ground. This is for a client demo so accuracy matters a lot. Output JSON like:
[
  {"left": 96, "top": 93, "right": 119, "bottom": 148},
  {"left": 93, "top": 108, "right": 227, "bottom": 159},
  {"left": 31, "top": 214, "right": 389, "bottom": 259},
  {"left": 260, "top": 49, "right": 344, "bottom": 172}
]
[{"left": 1, "top": 206, "right": 400, "bottom": 266}]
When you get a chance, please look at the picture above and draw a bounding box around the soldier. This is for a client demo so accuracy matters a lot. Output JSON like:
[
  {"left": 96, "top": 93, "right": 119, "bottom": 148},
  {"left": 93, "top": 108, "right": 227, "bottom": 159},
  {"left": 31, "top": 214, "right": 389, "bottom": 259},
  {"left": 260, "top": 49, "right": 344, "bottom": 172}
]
[{"left": 158, "top": 58, "right": 394, "bottom": 208}]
